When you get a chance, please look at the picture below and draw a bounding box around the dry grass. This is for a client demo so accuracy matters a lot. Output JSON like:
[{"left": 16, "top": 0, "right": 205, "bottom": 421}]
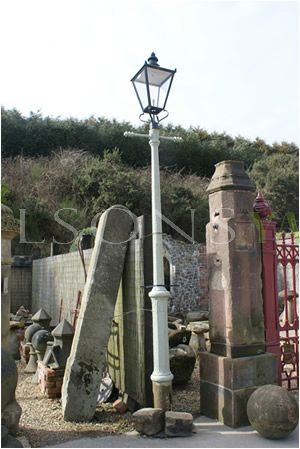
[{"left": 16, "top": 360, "right": 200, "bottom": 447}]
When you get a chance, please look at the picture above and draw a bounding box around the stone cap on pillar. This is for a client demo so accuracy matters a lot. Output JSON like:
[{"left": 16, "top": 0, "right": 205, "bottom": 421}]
[{"left": 207, "top": 160, "right": 255, "bottom": 194}]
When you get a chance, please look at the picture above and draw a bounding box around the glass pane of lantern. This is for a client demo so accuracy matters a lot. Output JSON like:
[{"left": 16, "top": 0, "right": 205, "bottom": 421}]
[
  {"left": 146, "top": 66, "right": 173, "bottom": 87},
  {"left": 148, "top": 83, "right": 159, "bottom": 109},
  {"left": 160, "top": 75, "right": 173, "bottom": 109},
  {"left": 133, "top": 77, "right": 149, "bottom": 110},
  {"left": 148, "top": 75, "right": 173, "bottom": 110}
]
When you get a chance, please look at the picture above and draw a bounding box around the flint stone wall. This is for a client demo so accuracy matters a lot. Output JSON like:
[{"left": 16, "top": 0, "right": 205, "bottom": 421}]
[{"left": 163, "top": 235, "right": 208, "bottom": 313}]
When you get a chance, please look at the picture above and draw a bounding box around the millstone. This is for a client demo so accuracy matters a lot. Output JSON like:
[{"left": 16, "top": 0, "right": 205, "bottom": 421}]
[{"left": 247, "top": 384, "right": 299, "bottom": 439}]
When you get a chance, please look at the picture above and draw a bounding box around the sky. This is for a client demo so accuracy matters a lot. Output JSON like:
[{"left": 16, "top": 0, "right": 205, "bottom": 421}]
[{"left": 1, "top": 0, "right": 299, "bottom": 145}]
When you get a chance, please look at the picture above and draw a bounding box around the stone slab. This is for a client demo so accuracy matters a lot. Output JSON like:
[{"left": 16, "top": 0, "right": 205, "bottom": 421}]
[
  {"left": 199, "top": 351, "right": 277, "bottom": 390},
  {"left": 165, "top": 411, "right": 193, "bottom": 437},
  {"left": 61, "top": 206, "right": 133, "bottom": 422}
]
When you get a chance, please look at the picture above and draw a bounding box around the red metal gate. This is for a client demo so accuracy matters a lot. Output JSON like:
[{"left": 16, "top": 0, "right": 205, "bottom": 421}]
[
  {"left": 277, "top": 232, "right": 299, "bottom": 390},
  {"left": 254, "top": 192, "right": 299, "bottom": 390}
]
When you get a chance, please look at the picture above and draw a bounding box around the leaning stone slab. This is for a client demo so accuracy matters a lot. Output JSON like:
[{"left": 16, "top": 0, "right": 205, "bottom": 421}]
[
  {"left": 165, "top": 411, "right": 193, "bottom": 437},
  {"left": 132, "top": 408, "right": 164, "bottom": 435},
  {"left": 61, "top": 206, "right": 133, "bottom": 422}
]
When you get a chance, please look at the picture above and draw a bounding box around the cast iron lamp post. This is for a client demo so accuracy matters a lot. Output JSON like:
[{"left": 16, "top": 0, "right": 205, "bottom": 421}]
[{"left": 126, "top": 52, "right": 180, "bottom": 410}]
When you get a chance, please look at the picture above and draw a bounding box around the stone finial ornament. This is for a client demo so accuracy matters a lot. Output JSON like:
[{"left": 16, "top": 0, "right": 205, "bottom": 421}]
[
  {"left": 42, "top": 319, "right": 74, "bottom": 369},
  {"left": 32, "top": 309, "right": 52, "bottom": 330},
  {"left": 52, "top": 319, "right": 74, "bottom": 342},
  {"left": 253, "top": 191, "right": 272, "bottom": 220}
]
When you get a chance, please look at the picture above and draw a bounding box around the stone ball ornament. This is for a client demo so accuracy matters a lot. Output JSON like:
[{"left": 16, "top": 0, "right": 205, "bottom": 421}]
[
  {"left": 24, "top": 323, "right": 43, "bottom": 343},
  {"left": 32, "top": 329, "right": 54, "bottom": 354},
  {"left": 247, "top": 385, "right": 299, "bottom": 439}
]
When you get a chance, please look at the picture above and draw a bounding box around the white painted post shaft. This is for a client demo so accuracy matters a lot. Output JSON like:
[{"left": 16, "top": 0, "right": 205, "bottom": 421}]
[{"left": 148, "top": 126, "right": 173, "bottom": 390}]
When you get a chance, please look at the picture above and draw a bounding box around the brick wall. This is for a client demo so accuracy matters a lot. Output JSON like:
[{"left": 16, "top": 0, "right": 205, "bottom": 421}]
[
  {"left": 11, "top": 267, "right": 32, "bottom": 313},
  {"left": 32, "top": 250, "right": 93, "bottom": 325}
]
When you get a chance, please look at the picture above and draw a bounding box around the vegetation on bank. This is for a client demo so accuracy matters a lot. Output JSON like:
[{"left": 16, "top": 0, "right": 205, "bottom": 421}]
[{"left": 1, "top": 108, "right": 298, "bottom": 255}]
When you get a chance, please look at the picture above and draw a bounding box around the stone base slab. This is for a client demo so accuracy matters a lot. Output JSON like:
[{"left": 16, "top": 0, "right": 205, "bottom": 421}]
[
  {"left": 200, "top": 380, "right": 256, "bottom": 427},
  {"left": 199, "top": 351, "right": 278, "bottom": 427},
  {"left": 200, "top": 351, "right": 277, "bottom": 390}
]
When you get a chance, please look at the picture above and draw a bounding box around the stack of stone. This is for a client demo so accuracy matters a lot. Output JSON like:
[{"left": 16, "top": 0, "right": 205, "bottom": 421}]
[
  {"left": 186, "top": 310, "right": 210, "bottom": 355},
  {"left": 133, "top": 408, "right": 193, "bottom": 437},
  {"left": 37, "top": 319, "right": 74, "bottom": 399}
]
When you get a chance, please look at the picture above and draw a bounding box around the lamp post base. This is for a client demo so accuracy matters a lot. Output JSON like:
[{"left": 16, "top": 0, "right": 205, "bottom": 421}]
[{"left": 152, "top": 380, "right": 172, "bottom": 411}]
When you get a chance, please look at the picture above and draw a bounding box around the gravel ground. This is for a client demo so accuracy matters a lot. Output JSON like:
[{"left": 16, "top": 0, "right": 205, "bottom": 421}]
[{"left": 16, "top": 360, "right": 200, "bottom": 448}]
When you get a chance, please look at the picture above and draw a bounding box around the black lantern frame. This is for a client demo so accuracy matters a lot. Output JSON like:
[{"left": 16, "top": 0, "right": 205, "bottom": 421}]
[{"left": 131, "top": 53, "right": 176, "bottom": 126}]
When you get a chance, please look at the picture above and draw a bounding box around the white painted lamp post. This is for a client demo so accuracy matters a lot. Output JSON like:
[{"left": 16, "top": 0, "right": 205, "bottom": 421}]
[{"left": 127, "top": 52, "right": 179, "bottom": 410}]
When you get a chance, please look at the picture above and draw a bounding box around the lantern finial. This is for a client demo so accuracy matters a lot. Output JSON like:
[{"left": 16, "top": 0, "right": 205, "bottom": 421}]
[{"left": 148, "top": 52, "right": 159, "bottom": 66}]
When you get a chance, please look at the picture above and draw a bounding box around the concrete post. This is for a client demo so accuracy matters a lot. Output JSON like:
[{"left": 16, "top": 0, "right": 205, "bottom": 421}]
[
  {"left": 148, "top": 126, "right": 173, "bottom": 410},
  {"left": 199, "top": 161, "right": 278, "bottom": 427}
]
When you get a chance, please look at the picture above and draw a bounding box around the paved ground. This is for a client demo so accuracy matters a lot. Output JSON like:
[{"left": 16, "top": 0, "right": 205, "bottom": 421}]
[{"left": 50, "top": 416, "right": 299, "bottom": 448}]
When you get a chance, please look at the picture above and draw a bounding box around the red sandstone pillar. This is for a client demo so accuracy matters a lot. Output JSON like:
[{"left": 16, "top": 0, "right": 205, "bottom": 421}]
[
  {"left": 199, "top": 162, "right": 278, "bottom": 428},
  {"left": 253, "top": 192, "right": 281, "bottom": 384}
]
